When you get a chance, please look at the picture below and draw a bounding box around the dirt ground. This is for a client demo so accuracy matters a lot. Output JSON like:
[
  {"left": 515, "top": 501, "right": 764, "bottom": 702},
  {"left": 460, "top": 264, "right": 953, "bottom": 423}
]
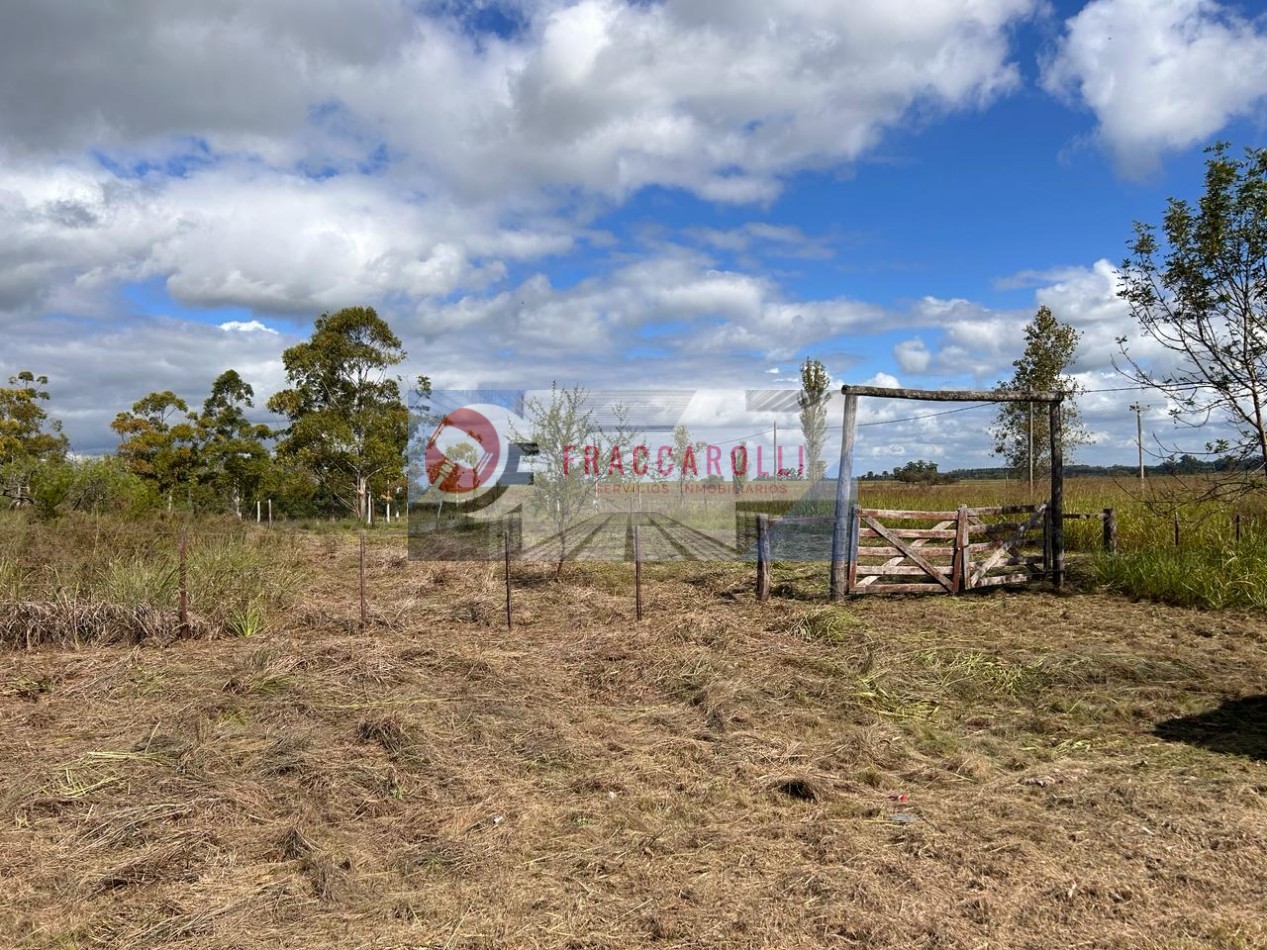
[{"left": 3, "top": 538, "right": 1267, "bottom": 949}]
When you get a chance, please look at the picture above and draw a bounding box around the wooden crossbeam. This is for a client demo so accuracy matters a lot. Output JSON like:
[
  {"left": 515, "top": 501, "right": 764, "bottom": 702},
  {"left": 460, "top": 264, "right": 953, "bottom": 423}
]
[
  {"left": 861, "top": 508, "right": 961, "bottom": 520},
  {"left": 870, "top": 520, "right": 952, "bottom": 576},
  {"left": 841, "top": 385, "right": 1061, "bottom": 403}
]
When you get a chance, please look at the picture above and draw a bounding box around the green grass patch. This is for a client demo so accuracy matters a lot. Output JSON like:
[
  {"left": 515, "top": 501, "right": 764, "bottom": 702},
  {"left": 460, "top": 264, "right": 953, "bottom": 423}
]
[
  {"left": 0, "top": 513, "right": 306, "bottom": 635},
  {"left": 1094, "top": 542, "right": 1267, "bottom": 609}
]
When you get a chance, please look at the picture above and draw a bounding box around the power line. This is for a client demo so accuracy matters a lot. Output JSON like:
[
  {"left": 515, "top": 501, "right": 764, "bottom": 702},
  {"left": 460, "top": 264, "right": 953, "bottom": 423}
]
[
  {"left": 852, "top": 380, "right": 1211, "bottom": 429},
  {"left": 708, "top": 428, "right": 780, "bottom": 447},
  {"left": 1078, "top": 381, "right": 1206, "bottom": 394},
  {"left": 858, "top": 402, "right": 994, "bottom": 428}
]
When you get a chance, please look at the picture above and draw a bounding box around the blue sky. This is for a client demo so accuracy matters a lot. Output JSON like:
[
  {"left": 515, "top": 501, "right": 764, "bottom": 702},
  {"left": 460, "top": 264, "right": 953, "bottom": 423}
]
[{"left": 2, "top": 0, "right": 1266, "bottom": 468}]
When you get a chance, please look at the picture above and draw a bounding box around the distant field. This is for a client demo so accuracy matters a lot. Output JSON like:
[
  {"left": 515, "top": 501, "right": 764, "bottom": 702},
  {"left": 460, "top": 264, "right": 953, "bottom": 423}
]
[
  {"left": 855, "top": 475, "right": 1267, "bottom": 546},
  {"left": 2, "top": 518, "right": 1267, "bottom": 948}
]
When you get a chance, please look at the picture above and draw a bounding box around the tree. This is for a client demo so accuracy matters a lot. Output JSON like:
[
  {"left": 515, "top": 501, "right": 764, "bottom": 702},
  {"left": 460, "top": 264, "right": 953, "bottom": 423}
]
[
  {"left": 1118, "top": 143, "right": 1267, "bottom": 477},
  {"left": 592, "top": 402, "right": 645, "bottom": 493},
  {"left": 267, "top": 307, "right": 408, "bottom": 521},
  {"left": 892, "top": 459, "right": 950, "bottom": 485},
  {"left": 112, "top": 390, "right": 201, "bottom": 507},
  {"left": 429, "top": 438, "right": 480, "bottom": 527},
  {"left": 731, "top": 441, "right": 749, "bottom": 495},
  {"left": 991, "top": 306, "right": 1087, "bottom": 480},
  {"left": 0, "top": 371, "right": 68, "bottom": 507},
  {"left": 671, "top": 423, "right": 709, "bottom": 502},
  {"left": 517, "top": 383, "right": 599, "bottom": 577},
  {"left": 798, "top": 358, "right": 830, "bottom": 481},
  {"left": 197, "top": 370, "right": 273, "bottom": 517},
  {"left": 112, "top": 374, "right": 275, "bottom": 515}
]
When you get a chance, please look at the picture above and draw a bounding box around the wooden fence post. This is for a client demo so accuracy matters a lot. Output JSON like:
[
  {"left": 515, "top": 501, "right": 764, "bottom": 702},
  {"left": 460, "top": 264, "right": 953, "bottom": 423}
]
[
  {"left": 1048, "top": 399, "right": 1065, "bottom": 590},
  {"left": 756, "top": 514, "right": 771, "bottom": 603},
  {"left": 359, "top": 531, "right": 368, "bottom": 631},
  {"left": 1103, "top": 508, "right": 1117, "bottom": 553},
  {"left": 1236, "top": 512, "right": 1242, "bottom": 544},
  {"left": 1042, "top": 507, "right": 1052, "bottom": 578},
  {"left": 1174, "top": 511, "right": 1181, "bottom": 549},
  {"left": 178, "top": 530, "right": 189, "bottom": 632},
  {"left": 633, "top": 525, "right": 643, "bottom": 620},
  {"left": 504, "top": 526, "right": 513, "bottom": 631},
  {"left": 267, "top": 499, "right": 273, "bottom": 527},
  {"left": 847, "top": 504, "right": 859, "bottom": 595},
  {"left": 830, "top": 393, "right": 858, "bottom": 601}
]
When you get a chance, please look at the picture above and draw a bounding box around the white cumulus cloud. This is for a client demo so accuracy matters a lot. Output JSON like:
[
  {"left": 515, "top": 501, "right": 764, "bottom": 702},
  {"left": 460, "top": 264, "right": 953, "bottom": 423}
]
[
  {"left": 894, "top": 338, "right": 932, "bottom": 374},
  {"left": 219, "top": 319, "right": 279, "bottom": 334},
  {"left": 1043, "top": 0, "right": 1267, "bottom": 175}
]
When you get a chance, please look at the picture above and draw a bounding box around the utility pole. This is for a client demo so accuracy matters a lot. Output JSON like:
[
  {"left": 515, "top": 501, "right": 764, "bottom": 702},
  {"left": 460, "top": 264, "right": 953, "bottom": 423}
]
[{"left": 1129, "top": 403, "right": 1148, "bottom": 487}]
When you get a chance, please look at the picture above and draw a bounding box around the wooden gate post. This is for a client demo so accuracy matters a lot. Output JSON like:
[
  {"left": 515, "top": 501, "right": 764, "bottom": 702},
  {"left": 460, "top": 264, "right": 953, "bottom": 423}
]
[
  {"left": 847, "top": 504, "right": 859, "bottom": 595},
  {"left": 830, "top": 393, "right": 858, "bottom": 601},
  {"left": 1102, "top": 508, "right": 1117, "bottom": 554},
  {"left": 1042, "top": 506, "right": 1051, "bottom": 577},
  {"left": 1049, "top": 398, "right": 1065, "bottom": 590}
]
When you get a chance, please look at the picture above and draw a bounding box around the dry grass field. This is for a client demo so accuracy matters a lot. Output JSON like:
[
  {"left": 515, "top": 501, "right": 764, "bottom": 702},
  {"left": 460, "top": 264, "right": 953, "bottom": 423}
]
[{"left": 3, "top": 525, "right": 1267, "bottom": 949}]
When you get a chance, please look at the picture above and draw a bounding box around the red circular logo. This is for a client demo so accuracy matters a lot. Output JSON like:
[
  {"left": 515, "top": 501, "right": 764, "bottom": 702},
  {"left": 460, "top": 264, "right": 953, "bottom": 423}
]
[{"left": 424, "top": 407, "right": 501, "bottom": 496}]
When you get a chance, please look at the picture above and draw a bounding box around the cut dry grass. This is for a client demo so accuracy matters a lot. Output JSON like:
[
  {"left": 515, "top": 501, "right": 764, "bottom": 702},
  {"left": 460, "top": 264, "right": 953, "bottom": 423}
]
[
  {"left": 2, "top": 530, "right": 1267, "bottom": 948},
  {"left": 0, "top": 600, "right": 216, "bottom": 649}
]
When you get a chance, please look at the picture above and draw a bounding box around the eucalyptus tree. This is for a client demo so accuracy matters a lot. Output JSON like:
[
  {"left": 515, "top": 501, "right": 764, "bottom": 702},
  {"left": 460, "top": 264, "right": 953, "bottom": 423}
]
[
  {"left": 268, "top": 307, "right": 408, "bottom": 522},
  {"left": 0, "top": 371, "right": 67, "bottom": 507}
]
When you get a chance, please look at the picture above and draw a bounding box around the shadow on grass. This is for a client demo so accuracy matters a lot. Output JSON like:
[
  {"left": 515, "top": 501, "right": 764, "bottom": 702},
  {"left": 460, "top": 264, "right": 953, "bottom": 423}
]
[{"left": 1154, "top": 695, "right": 1267, "bottom": 761}]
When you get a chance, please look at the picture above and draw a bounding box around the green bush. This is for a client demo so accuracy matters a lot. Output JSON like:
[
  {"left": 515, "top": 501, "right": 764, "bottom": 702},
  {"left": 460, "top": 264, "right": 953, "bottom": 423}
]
[{"left": 31, "top": 457, "right": 157, "bottom": 518}]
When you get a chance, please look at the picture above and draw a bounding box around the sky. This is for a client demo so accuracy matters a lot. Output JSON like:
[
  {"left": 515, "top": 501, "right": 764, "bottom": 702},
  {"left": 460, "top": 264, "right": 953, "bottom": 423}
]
[{"left": 2, "top": 0, "right": 1267, "bottom": 470}]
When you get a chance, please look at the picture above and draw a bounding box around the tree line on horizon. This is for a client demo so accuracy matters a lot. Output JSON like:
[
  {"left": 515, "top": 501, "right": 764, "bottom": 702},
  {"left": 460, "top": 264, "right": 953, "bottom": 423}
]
[{"left": 0, "top": 307, "right": 424, "bottom": 521}]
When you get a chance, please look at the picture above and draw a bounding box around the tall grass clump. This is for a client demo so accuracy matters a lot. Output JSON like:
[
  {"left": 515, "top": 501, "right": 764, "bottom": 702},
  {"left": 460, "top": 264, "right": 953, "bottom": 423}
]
[
  {"left": 184, "top": 533, "right": 304, "bottom": 634},
  {"left": 0, "top": 512, "right": 306, "bottom": 636},
  {"left": 1084, "top": 485, "right": 1267, "bottom": 608},
  {"left": 0, "top": 555, "right": 31, "bottom": 600},
  {"left": 1093, "top": 541, "right": 1267, "bottom": 610}
]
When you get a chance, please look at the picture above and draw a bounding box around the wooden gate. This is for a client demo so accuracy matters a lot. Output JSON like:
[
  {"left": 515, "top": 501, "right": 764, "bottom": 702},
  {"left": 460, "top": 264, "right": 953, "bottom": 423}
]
[{"left": 848, "top": 504, "right": 1049, "bottom": 594}]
